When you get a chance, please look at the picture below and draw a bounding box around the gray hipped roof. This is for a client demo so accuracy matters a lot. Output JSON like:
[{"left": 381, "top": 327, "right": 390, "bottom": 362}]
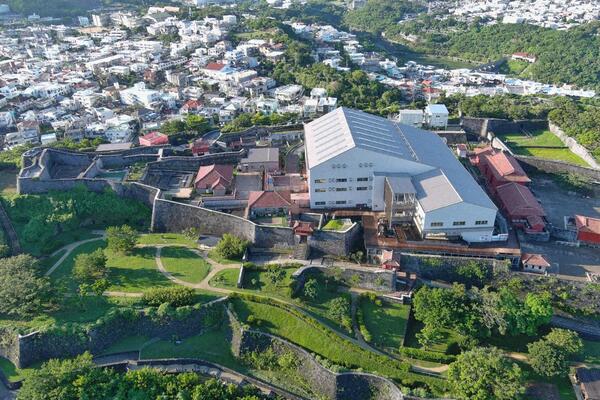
[{"left": 305, "top": 107, "right": 496, "bottom": 211}]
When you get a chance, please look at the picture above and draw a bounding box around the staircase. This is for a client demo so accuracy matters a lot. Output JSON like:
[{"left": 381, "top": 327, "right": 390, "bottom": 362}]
[{"left": 293, "top": 243, "right": 310, "bottom": 260}]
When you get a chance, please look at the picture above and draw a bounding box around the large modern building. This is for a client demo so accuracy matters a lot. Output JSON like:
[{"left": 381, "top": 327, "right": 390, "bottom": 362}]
[{"left": 304, "top": 107, "right": 498, "bottom": 243}]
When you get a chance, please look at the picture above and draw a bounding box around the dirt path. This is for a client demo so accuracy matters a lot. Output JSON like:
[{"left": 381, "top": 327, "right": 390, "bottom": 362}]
[
  {"left": 154, "top": 247, "right": 238, "bottom": 294},
  {"left": 44, "top": 231, "right": 106, "bottom": 276}
]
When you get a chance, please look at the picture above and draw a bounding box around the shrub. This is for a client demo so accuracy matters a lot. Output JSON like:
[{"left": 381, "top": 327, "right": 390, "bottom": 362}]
[
  {"left": 214, "top": 234, "right": 249, "bottom": 260},
  {"left": 106, "top": 225, "right": 138, "bottom": 254},
  {"left": 142, "top": 287, "right": 195, "bottom": 307},
  {"left": 399, "top": 347, "right": 457, "bottom": 364}
]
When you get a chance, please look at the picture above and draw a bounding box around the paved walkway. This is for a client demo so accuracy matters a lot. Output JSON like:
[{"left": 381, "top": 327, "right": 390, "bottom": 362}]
[{"left": 44, "top": 231, "right": 106, "bottom": 276}]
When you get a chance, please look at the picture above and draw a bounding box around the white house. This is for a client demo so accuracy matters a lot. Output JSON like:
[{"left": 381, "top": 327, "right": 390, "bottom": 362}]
[
  {"left": 397, "top": 109, "right": 423, "bottom": 128},
  {"left": 304, "top": 108, "right": 497, "bottom": 243},
  {"left": 424, "top": 104, "right": 449, "bottom": 129},
  {"left": 119, "top": 83, "right": 161, "bottom": 108}
]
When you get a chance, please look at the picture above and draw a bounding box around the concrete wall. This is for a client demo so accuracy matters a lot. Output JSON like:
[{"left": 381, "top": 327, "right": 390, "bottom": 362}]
[{"left": 548, "top": 122, "right": 599, "bottom": 170}]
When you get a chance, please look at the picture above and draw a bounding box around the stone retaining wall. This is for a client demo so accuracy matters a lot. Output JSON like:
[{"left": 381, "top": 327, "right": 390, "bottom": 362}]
[
  {"left": 514, "top": 155, "right": 600, "bottom": 181},
  {"left": 1, "top": 299, "right": 226, "bottom": 368},
  {"left": 461, "top": 117, "right": 548, "bottom": 140},
  {"left": 229, "top": 309, "right": 403, "bottom": 400},
  {"left": 309, "top": 223, "right": 362, "bottom": 257},
  {"left": 292, "top": 265, "right": 396, "bottom": 292},
  {"left": 548, "top": 122, "right": 599, "bottom": 170}
]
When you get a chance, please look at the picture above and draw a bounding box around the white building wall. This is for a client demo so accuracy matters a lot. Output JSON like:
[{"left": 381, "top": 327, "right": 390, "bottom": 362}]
[
  {"left": 420, "top": 202, "right": 496, "bottom": 243},
  {"left": 307, "top": 148, "right": 431, "bottom": 210}
]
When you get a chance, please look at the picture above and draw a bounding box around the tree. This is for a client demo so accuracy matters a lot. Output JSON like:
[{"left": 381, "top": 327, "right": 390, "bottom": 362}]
[
  {"left": 328, "top": 297, "right": 351, "bottom": 330},
  {"left": 185, "top": 114, "right": 211, "bottom": 135},
  {"left": 159, "top": 119, "right": 185, "bottom": 136},
  {"left": 91, "top": 278, "right": 110, "bottom": 296},
  {"left": 528, "top": 328, "right": 583, "bottom": 377},
  {"left": 106, "top": 225, "right": 138, "bottom": 254},
  {"left": 303, "top": 278, "right": 318, "bottom": 300},
  {"left": 265, "top": 265, "right": 286, "bottom": 286},
  {"left": 73, "top": 249, "right": 108, "bottom": 282},
  {"left": 448, "top": 347, "right": 524, "bottom": 400},
  {"left": 0, "top": 254, "right": 53, "bottom": 317},
  {"left": 214, "top": 234, "right": 249, "bottom": 260}
]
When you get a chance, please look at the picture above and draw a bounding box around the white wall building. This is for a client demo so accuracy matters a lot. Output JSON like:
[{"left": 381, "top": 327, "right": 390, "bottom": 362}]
[
  {"left": 424, "top": 104, "right": 449, "bottom": 129},
  {"left": 119, "top": 82, "right": 161, "bottom": 108},
  {"left": 304, "top": 108, "right": 497, "bottom": 243},
  {"left": 397, "top": 109, "right": 423, "bottom": 128}
]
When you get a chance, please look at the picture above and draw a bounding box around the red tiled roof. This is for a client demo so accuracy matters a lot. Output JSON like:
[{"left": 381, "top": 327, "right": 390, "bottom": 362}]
[
  {"left": 496, "top": 182, "right": 545, "bottom": 218},
  {"left": 475, "top": 146, "right": 530, "bottom": 184},
  {"left": 205, "top": 62, "right": 226, "bottom": 71},
  {"left": 522, "top": 253, "right": 550, "bottom": 267},
  {"left": 194, "top": 164, "right": 233, "bottom": 187},
  {"left": 139, "top": 131, "right": 169, "bottom": 146},
  {"left": 575, "top": 215, "right": 600, "bottom": 234},
  {"left": 248, "top": 191, "right": 292, "bottom": 209}
]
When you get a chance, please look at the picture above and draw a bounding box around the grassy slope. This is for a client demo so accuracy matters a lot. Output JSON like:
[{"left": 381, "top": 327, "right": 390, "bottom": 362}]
[
  {"left": 361, "top": 299, "right": 410, "bottom": 353},
  {"left": 212, "top": 268, "right": 353, "bottom": 335},
  {"left": 138, "top": 233, "right": 197, "bottom": 247},
  {"left": 160, "top": 247, "right": 211, "bottom": 284},
  {"left": 230, "top": 298, "right": 415, "bottom": 382}
]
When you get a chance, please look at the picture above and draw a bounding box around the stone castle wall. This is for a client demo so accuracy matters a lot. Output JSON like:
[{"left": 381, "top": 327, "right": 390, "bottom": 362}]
[
  {"left": 229, "top": 309, "right": 403, "bottom": 400},
  {"left": 461, "top": 117, "right": 548, "bottom": 140},
  {"left": 515, "top": 155, "right": 600, "bottom": 181},
  {"left": 3, "top": 299, "right": 225, "bottom": 369},
  {"left": 309, "top": 223, "right": 362, "bottom": 257}
]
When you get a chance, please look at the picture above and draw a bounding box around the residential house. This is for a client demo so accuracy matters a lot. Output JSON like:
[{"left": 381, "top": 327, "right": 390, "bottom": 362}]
[
  {"left": 247, "top": 190, "right": 293, "bottom": 218},
  {"left": 240, "top": 147, "right": 279, "bottom": 173},
  {"left": 521, "top": 253, "right": 550, "bottom": 274},
  {"left": 574, "top": 215, "right": 600, "bottom": 246},
  {"left": 194, "top": 164, "right": 234, "bottom": 196},
  {"left": 495, "top": 182, "right": 546, "bottom": 233},
  {"left": 139, "top": 131, "right": 169, "bottom": 146}
]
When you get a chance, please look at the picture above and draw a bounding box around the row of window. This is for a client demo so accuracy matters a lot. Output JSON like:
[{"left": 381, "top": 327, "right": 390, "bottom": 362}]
[
  {"left": 330, "top": 163, "right": 375, "bottom": 169},
  {"left": 314, "top": 186, "right": 371, "bottom": 193},
  {"left": 315, "top": 200, "right": 347, "bottom": 206},
  {"left": 314, "top": 177, "right": 370, "bottom": 184},
  {"left": 430, "top": 220, "right": 490, "bottom": 228}
]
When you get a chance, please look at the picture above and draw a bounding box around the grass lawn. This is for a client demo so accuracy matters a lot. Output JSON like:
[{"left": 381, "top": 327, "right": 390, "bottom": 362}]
[
  {"left": 51, "top": 239, "right": 108, "bottom": 292},
  {"left": 404, "top": 317, "right": 462, "bottom": 354},
  {"left": 99, "top": 335, "right": 151, "bottom": 356},
  {"left": 323, "top": 219, "right": 346, "bottom": 231},
  {"left": 361, "top": 298, "right": 410, "bottom": 353},
  {"left": 581, "top": 339, "right": 600, "bottom": 364},
  {"left": 211, "top": 267, "right": 353, "bottom": 335},
  {"left": 160, "top": 247, "right": 211, "bottom": 284},
  {"left": 230, "top": 298, "right": 419, "bottom": 384},
  {"left": 106, "top": 247, "right": 173, "bottom": 293},
  {"left": 38, "top": 249, "right": 67, "bottom": 273},
  {"left": 0, "top": 357, "right": 22, "bottom": 383},
  {"left": 497, "top": 130, "right": 588, "bottom": 166},
  {"left": 0, "top": 169, "right": 17, "bottom": 196},
  {"left": 138, "top": 233, "right": 197, "bottom": 247},
  {"left": 141, "top": 324, "right": 244, "bottom": 370},
  {"left": 207, "top": 250, "right": 241, "bottom": 265}
]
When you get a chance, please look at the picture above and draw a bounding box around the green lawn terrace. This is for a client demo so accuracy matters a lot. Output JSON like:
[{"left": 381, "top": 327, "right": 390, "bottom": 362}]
[
  {"left": 496, "top": 130, "right": 589, "bottom": 166},
  {"left": 211, "top": 264, "right": 355, "bottom": 335},
  {"left": 322, "top": 218, "right": 353, "bottom": 231}
]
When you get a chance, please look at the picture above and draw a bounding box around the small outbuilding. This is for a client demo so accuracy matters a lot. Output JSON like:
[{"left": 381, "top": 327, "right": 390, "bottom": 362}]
[
  {"left": 575, "top": 215, "right": 600, "bottom": 246},
  {"left": 576, "top": 368, "right": 600, "bottom": 400},
  {"left": 139, "top": 131, "right": 168, "bottom": 146},
  {"left": 521, "top": 253, "right": 550, "bottom": 274}
]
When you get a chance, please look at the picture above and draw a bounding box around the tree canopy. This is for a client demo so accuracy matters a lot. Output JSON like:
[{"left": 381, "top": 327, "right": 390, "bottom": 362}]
[
  {"left": 18, "top": 352, "right": 273, "bottom": 400},
  {"left": 0, "top": 254, "right": 53, "bottom": 317},
  {"left": 448, "top": 347, "right": 524, "bottom": 400},
  {"left": 527, "top": 328, "right": 583, "bottom": 377}
]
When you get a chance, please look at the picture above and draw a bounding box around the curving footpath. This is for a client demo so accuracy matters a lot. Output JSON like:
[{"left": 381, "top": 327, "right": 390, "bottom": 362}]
[{"left": 44, "top": 231, "right": 106, "bottom": 276}]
